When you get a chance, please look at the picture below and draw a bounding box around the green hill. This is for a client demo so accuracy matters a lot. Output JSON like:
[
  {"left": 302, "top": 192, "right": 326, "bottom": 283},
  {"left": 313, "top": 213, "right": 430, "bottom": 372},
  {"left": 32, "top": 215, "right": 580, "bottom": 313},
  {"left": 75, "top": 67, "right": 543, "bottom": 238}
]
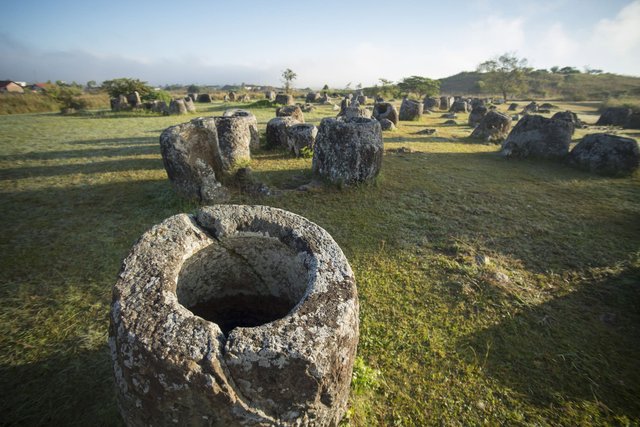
[{"left": 440, "top": 71, "right": 640, "bottom": 100}]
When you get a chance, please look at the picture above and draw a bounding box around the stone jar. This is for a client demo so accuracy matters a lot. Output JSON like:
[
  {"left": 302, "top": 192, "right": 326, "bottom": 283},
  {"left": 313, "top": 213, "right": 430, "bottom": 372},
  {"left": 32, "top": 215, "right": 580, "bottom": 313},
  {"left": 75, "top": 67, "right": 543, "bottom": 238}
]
[
  {"left": 312, "top": 117, "right": 383, "bottom": 185},
  {"left": 222, "top": 109, "right": 260, "bottom": 149},
  {"left": 399, "top": 99, "right": 423, "bottom": 121},
  {"left": 109, "top": 205, "right": 359, "bottom": 426},
  {"left": 287, "top": 123, "right": 318, "bottom": 157}
]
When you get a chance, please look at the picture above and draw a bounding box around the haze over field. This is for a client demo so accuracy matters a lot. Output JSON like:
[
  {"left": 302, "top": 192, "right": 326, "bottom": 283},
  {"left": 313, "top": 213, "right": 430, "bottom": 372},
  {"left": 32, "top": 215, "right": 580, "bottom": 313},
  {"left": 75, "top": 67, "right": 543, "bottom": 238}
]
[{"left": 1, "top": 0, "right": 639, "bottom": 87}]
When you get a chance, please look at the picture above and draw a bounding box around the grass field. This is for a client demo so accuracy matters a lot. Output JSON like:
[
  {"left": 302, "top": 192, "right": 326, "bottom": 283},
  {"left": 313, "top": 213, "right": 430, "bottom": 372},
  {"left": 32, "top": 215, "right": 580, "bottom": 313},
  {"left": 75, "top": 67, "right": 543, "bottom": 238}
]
[{"left": 1, "top": 100, "right": 639, "bottom": 426}]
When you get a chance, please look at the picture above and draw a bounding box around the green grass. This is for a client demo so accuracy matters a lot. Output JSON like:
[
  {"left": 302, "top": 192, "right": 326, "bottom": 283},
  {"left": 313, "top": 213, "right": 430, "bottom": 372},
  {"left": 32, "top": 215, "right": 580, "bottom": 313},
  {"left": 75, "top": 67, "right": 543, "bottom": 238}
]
[{"left": 1, "top": 101, "right": 639, "bottom": 426}]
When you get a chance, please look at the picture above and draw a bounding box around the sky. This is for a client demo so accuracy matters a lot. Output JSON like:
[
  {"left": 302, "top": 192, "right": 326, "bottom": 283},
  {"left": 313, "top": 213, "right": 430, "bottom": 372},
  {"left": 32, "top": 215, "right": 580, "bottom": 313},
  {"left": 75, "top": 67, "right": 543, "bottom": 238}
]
[{"left": 1, "top": 0, "right": 639, "bottom": 88}]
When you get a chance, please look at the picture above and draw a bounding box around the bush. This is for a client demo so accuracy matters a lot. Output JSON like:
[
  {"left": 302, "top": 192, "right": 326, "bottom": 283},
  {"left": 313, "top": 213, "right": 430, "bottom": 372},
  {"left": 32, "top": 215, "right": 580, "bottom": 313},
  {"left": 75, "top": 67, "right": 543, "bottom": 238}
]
[
  {"left": 101, "top": 78, "right": 153, "bottom": 99},
  {"left": 146, "top": 90, "right": 172, "bottom": 104}
]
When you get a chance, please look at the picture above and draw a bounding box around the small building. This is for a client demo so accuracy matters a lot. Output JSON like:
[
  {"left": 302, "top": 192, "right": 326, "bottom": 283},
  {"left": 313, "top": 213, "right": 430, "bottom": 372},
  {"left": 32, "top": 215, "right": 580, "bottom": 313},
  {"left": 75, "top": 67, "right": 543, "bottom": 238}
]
[
  {"left": 0, "top": 81, "right": 25, "bottom": 93},
  {"left": 29, "top": 83, "right": 52, "bottom": 92}
]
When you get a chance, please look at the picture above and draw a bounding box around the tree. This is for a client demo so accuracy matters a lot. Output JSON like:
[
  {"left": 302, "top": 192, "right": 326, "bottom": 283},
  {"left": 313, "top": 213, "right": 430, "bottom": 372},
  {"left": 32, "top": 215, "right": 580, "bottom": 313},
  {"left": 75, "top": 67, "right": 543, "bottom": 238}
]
[
  {"left": 102, "top": 78, "right": 154, "bottom": 99},
  {"left": 558, "top": 66, "right": 580, "bottom": 74},
  {"left": 322, "top": 84, "right": 329, "bottom": 91},
  {"left": 187, "top": 84, "right": 201, "bottom": 93},
  {"left": 477, "top": 52, "right": 529, "bottom": 100},
  {"left": 550, "top": 66, "right": 560, "bottom": 74},
  {"left": 397, "top": 76, "right": 440, "bottom": 98},
  {"left": 86, "top": 80, "right": 97, "bottom": 89},
  {"left": 281, "top": 69, "right": 297, "bottom": 94}
]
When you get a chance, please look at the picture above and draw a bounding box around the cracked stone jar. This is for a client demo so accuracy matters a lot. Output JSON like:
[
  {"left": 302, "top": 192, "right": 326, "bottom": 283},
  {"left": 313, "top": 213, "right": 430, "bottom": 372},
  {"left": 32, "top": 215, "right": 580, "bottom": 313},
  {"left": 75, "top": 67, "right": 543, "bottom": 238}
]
[{"left": 109, "top": 205, "right": 359, "bottom": 426}]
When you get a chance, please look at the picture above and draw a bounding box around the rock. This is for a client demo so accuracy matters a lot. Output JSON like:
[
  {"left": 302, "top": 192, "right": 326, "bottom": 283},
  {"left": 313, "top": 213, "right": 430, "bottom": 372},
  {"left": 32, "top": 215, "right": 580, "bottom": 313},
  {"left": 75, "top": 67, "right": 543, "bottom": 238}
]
[
  {"left": 319, "top": 93, "right": 330, "bottom": 103},
  {"left": 306, "top": 92, "right": 320, "bottom": 103},
  {"left": 276, "top": 105, "right": 305, "bottom": 122},
  {"left": 501, "top": 114, "right": 573, "bottom": 159},
  {"left": 228, "top": 91, "right": 237, "bottom": 101},
  {"left": 312, "top": 117, "right": 383, "bottom": 185},
  {"left": 159, "top": 118, "right": 227, "bottom": 202},
  {"left": 379, "top": 118, "right": 396, "bottom": 131},
  {"left": 339, "top": 97, "right": 351, "bottom": 114},
  {"left": 444, "top": 119, "right": 457, "bottom": 125},
  {"left": 197, "top": 93, "right": 212, "bottom": 103},
  {"left": 375, "top": 96, "right": 384, "bottom": 103},
  {"left": 233, "top": 167, "right": 272, "bottom": 197},
  {"left": 110, "top": 205, "right": 359, "bottom": 427},
  {"left": 442, "top": 113, "right": 457, "bottom": 119},
  {"left": 187, "top": 93, "right": 198, "bottom": 102},
  {"left": 388, "top": 147, "right": 412, "bottom": 153},
  {"left": 287, "top": 123, "right": 318, "bottom": 157},
  {"left": 339, "top": 106, "right": 372, "bottom": 119},
  {"left": 399, "top": 98, "right": 423, "bottom": 121},
  {"left": 332, "top": 104, "right": 340, "bottom": 111},
  {"left": 539, "top": 103, "right": 556, "bottom": 109},
  {"left": 169, "top": 99, "right": 188, "bottom": 115},
  {"left": 127, "top": 91, "right": 142, "bottom": 107},
  {"left": 625, "top": 111, "right": 640, "bottom": 129},
  {"left": 512, "top": 114, "right": 520, "bottom": 121},
  {"left": 213, "top": 115, "right": 252, "bottom": 172},
  {"left": 237, "top": 94, "right": 251, "bottom": 102},
  {"left": 440, "top": 96, "right": 454, "bottom": 110},
  {"left": 356, "top": 95, "right": 368, "bottom": 105},
  {"left": 470, "top": 98, "right": 485, "bottom": 110},
  {"left": 183, "top": 97, "right": 196, "bottom": 113},
  {"left": 567, "top": 133, "right": 639, "bottom": 176},
  {"left": 470, "top": 111, "right": 512, "bottom": 142},
  {"left": 111, "top": 95, "right": 130, "bottom": 112},
  {"left": 423, "top": 97, "right": 440, "bottom": 111},
  {"left": 301, "top": 103, "right": 315, "bottom": 113},
  {"left": 449, "top": 100, "right": 468, "bottom": 113},
  {"left": 152, "top": 101, "right": 168, "bottom": 114},
  {"left": 522, "top": 101, "right": 539, "bottom": 113},
  {"left": 266, "top": 116, "right": 300, "bottom": 149},
  {"left": 508, "top": 103, "right": 519, "bottom": 111},
  {"left": 372, "top": 102, "right": 399, "bottom": 125},
  {"left": 538, "top": 109, "right": 551, "bottom": 114},
  {"left": 552, "top": 111, "right": 584, "bottom": 133},
  {"left": 468, "top": 105, "right": 488, "bottom": 127},
  {"left": 223, "top": 109, "right": 260, "bottom": 149},
  {"left": 275, "top": 93, "right": 294, "bottom": 105},
  {"left": 264, "top": 91, "right": 276, "bottom": 101},
  {"left": 224, "top": 95, "right": 230, "bottom": 102},
  {"left": 596, "top": 107, "right": 633, "bottom": 126}
]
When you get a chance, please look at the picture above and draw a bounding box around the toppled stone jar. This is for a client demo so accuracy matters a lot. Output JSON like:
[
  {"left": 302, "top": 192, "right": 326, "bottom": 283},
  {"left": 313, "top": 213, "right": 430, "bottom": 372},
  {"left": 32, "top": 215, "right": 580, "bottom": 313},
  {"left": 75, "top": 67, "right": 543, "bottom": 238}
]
[{"left": 109, "top": 205, "right": 359, "bottom": 426}]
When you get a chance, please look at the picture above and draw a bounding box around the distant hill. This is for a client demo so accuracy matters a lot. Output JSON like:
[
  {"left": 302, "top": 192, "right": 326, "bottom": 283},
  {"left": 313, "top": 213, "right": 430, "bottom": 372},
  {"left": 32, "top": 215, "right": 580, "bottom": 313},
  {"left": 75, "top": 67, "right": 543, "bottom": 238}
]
[{"left": 439, "top": 71, "right": 640, "bottom": 100}]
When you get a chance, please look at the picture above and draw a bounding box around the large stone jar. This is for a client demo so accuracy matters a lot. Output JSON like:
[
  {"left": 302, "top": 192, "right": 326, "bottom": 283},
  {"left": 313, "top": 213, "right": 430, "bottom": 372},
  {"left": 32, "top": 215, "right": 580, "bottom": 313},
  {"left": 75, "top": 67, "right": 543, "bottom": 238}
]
[
  {"left": 109, "top": 205, "right": 359, "bottom": 426},
  {"left": 312, "top": 117, "right": 383, "bottom": 185}
]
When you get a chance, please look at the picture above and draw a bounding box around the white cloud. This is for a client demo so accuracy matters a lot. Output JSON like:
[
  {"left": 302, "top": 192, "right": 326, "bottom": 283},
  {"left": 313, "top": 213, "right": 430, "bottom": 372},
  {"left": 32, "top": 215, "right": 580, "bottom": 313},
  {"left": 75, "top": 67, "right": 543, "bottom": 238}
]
[{"left": 592, "top": 0, "right": 640, "bottom": 55}]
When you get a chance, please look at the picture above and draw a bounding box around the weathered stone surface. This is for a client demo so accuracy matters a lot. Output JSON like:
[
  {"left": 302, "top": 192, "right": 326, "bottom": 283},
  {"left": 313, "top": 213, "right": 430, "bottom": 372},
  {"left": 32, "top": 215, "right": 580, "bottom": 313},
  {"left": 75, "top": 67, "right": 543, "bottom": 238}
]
[
  {"left": 444, "top": 119, "right": 457, "bottom": 125},
  {"left": 275, "top": 93, "right": 294, "bottom": 105},
  {"left": 399, "top": 99, "right": 423, "bottom": 121},
  {"left": 470, "top": 111, "right": 511, "bottom": 142},
  {"left": 222, "top": 109, "right": 260, "bottom": 149},
  {"left": 276, "top": 105, "right": 305, "bottom": 122},
  {"left": 449, "top": 99, "right": 469, "bottom": 113},
  {"left": 338, "top": 106, "right": 372, "bottom": 119},
  {"left": 197, "top": 93, "right": 213, "bottom": 103},
  {"left": 442, "top": 113, "right": 457, "bottom": 119},
  {"left": 152, "top": 100, "right": 168, "bottom": 114},
  {"left": 339, "top": 98, "right": 350, "bottom": 114},
  {"left": 439, "top": 96, "right": 454, "bottom": 110},
  {"left": 470, "top": 98, "right": 485, "bottom": 110},
  {"left": 301, "top": 103, "right": 315, "bottom": 113},
  {"left": 306, "top": 92, "right": 320, "bottom": 103},
  {"left": 228, "top": 91, "right": 237, "bottom": 101},
  {"left": 423, "top": 97, "right": 439, "bottom": 111},
  {"left": 539, "top": 103, "right": 557, "bottom": 109},
  {"left": 265, "top": 91, "right": 276, "bottom": 101},
  {"left": 372, "top": 102, "right": 399, "bottom": 125},
  {"left": 213, "top": 116, "right": 252, "bottom": 171},
  {"left": 111, "top": 94, "right": 131, "bottom": 112},
  {"left": 159, "top": 118, "right": 227, "bottom": 202},
  {"left": 183, "top": 97, "right": 197, "bottom": 113},
  {"left": 468, "top": 105, "right": 488, "bottom": 127},
  {"left": 266, "top": 116, "right": 300, "bottom": 148},
  {"left": 508, "top": 103, "right": 519, "bottom": 111},
  {"left": 224, "top": 95, "right": 230, "bottom": 102},
  {"left": 552, "top": 111, "right": 584, "bottom": 133},
  {"left": 312, "top": 117, "right": 383, "bottom": 185},
  {"left": 625, "top": 111, "right": 640, "bottom": 129},
  {"left": 127, "top": 91, "right": 142, "bottom": 107},
  {"left": 319, "top": 93, "right": 330, "bottom": 103},
  {"left": 379, "top": 118, "right": 396, "bottom": 131},
  {"left": 187, "top": 93, "right": 198, "bottom": 102},
  {"left": 110, "top": 204, "right": 359, "bottom": 427},
  {"left": 502, "top": 114, "right": 573, "bottom": 159},
  {"left": 169, "top": 99, "right": 188, "bottom": 115},
  {"left": 567, "top": 133, "right": 639, "bottom": 176},
  {"left": 522, "top": 101, "right": 539, "bottom": 113},
  {"left": 512, "top": 114, "right": 520, "bottom": 121},
  {"left": 596, "top": 107, "right": 633, "bottom": 126},
  {"left": 356, "top": 95, "right": 368, "bottom": 105},
  {"left": 237, "top": 94, "right": 251, "bottom": 102},
  {"left": 287, "top": 123, "right": 318, "bottom": 157}
]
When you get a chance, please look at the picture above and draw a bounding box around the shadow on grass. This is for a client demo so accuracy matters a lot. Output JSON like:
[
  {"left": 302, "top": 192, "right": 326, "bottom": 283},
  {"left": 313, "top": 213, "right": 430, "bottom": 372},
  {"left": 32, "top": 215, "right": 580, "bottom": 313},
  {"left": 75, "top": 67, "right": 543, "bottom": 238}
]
[
  {"left": 0, "top": 144, "right": 158, "bottom": 162},
  {"left": 1, "top": 158, "right": 163, "bottom": 180},
  {"left": 459, "top": 265, "right": 640, "bottom": 419},
  {"left": 0, "top": 346, "right": 123, "bottom": 426}
]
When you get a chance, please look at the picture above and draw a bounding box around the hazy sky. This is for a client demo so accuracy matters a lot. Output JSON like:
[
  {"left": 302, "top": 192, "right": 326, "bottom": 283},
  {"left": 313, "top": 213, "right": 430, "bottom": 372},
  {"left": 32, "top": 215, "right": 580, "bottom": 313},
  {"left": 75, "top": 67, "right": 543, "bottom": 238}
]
[{"left": 1, "top": 0, "right": 639, "bottom": 88}]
